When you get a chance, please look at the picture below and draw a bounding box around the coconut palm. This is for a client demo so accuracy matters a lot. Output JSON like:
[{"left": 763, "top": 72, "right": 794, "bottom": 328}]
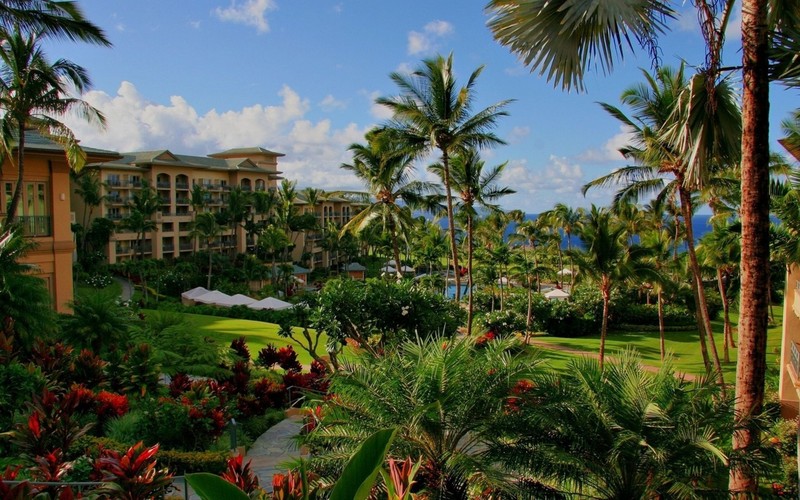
[
  {"left": 0, "top": 29, "right": 105, "bottom": 223},
  {"left": 431, "top": 149, "right": 514, "bottom": 334},
  {"left": 72, "top": 171, "right": 105, "bottom": 259},
  {"left": 299, "top": 336, "right": 542, "bottom": 498},
  {"left": 190, "top": 212, "right": 223, "bottom": 289},
  {"left": 485, "top": 1, "right": 790, "bottom": 488},
  {"left": 494, "top": 351, "right": 735, "bottom": 499},
  {"left": 376, "top": 53, "right": 512, "bottom": 300},
  {"left": 570, "top": 206, "right": 655, "bottom": 369},
  {"left": 582, "top": 65, "right": 736, "bottom": 388},
  {"left": 0, "top": 1, "right": 110, "bottom": 45},
  {"left": 341, "top": 129, "right": 437, "bottom": 279},
  {"left": 638, "top": 227, "right": 677, "bottom": 361},
  {"left": 61, "top": 290, "right": 129, "bottom": 354}
]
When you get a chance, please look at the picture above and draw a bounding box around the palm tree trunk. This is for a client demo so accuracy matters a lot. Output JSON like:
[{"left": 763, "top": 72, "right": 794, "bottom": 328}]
[
  {"left": 657, "top": 288, "right": 665, "bottom": 361},
  {"left": 441, "top": 152, "right": 461, "bottom": 301},
  {"left": 730, "top": 0, "right": 770, "bottom": 492},
  {"left": 717, "top": 268, "right": 731, "bottom": 363},
  {"left": 599, "top": 283, "right": 610, "bottom": 371},
  {"left": 7, "top": 125, "right": 26, "bottom": 223},
  {"left": 390, "top": 222, "right": 402, "bottom": 281},
  {"left": 467, "top": 215, "right": 474, "bottom": 336},
  {"left": 207, "top": 240, "right": 213, "bottom": 289},
  {"left": 679, "top": 187, "right": 725, "bottom": 391}
]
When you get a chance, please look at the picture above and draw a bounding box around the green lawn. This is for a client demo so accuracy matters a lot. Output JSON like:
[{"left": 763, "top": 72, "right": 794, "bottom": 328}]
[
  {"left": 150, "top": 310, "right": 328, "bottom": 366},
  {"left": 530, "top": 306, "right": 784, "bottom": 384}
]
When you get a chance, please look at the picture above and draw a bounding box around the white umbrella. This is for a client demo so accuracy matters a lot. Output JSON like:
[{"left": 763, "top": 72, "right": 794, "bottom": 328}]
[
  {"left": 248, "top": 296, "right": 294, "bottom": 311},
  {"left": 556, "top": 268, "right": 573, "bottom": 276},
  {"left": 545, "top": 288, "right": 571, "bottom": 301},
  {"left": 381, "top": 265, "right": 397, "bottom": 274}
]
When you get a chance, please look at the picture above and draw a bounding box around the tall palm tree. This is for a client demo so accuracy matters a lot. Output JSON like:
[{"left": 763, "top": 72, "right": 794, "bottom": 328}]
[
  {"left": 376, "top": 54, "right": 512, "bottom": 300},
  {"left": 341, "top": 130, "right": 437, "bottom": 279},
  {"left": 190, "top": 212, "right": 223, "bottom": 289},
  {"left": 431, "top": 149, "right": 514, "bottom": 334},
  {"left": 73, "top": 170, "right": 105, "bottom": 258},
  {"left": 0, "top": 29, "right": 105, "bottom": 223},
  {"left": 639, "top": 227, "right": 676, "bottom": 361},
  {"left": 570, "top": 206, "right": 654, "bottom": 369},
  {"left": 485, "top": 1, "right": 791, "bottom": 489},
  {"left": 582, "top": 66, "right": 736, "bottom": 388},
  {"left": 226, "top": 186, "right": 250, "bottom": 254}
]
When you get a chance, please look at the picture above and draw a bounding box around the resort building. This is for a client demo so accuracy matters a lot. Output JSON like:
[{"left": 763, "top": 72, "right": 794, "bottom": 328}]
[
  {"left": 0, "top": 130, "right": 120, "bottom": 313},
  {"left": 778, "top": 138, "right": 800, "bottom": 418},
  {"left": 291, "top": 191, "right": 361, "bottom": 270},
  {"left": 74, "top": 147, "right": 284, "bottom": 263}
]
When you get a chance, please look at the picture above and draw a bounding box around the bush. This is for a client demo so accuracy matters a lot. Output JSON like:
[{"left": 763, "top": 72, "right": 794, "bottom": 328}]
[
  {"left": 157, "top": 449, "right": 229, "bottom": 474},
  {"left": 611, "top": 302, "right": 695, "bottom": 327},
  {"left": 104, "top": 411, "right": 143, "bottom": 445},
  {"left": 240, "top": 409, "right": 286, "bottom": 441},
  {"left": 477, "top": 309, "right": 526, "bottom": 339}
]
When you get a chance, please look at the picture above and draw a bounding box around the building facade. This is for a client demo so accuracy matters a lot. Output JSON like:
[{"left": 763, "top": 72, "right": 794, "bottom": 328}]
[
  {"left": 291, "top": 192, "right": 359, "bottom": 270},
  {"left": 75, "top": 147, "right": 283, "bottom": 263},
  {"left": 0, "top": 131, "right": 120, "bottom": 312}
]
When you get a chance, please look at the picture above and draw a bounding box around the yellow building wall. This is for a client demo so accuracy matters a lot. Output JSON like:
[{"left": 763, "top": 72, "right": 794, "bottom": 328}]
[{"left": 779, "top": 264, "right": 800, "bottom": 418}]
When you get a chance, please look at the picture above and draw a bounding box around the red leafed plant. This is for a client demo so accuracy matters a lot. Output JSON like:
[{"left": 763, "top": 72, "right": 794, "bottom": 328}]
[
  {"left": 168, "top": 372, "right": 192, "bottom": 397},
  {"left": 220, "top": 453, "right": 260, "bottom": 494},
  {"left": 95, "top": 390, "right": 129, "bottom": 419},
  {"left": 272, "top": 470, "right": 308, "bottom": 500},
  {"left": 276, "top": 345, "right": 302, "bottom": 372},
  {"left": 256, "top": 344, "right": 280, "bottom": 369},
  {"left": 230, "top": 336, "right": 251, "bottom": 361},
  {"left": 0, "top": 466, "right": 35, "bottom": 499},
  {"left": 93, "top": 442, "right": 174, "bottom": 499},
  {"left": 381, "top": 457, "right": 422, "bottom": 500},
  {"left": 9, "top": 389, "right": 93, "bottom": 458}
]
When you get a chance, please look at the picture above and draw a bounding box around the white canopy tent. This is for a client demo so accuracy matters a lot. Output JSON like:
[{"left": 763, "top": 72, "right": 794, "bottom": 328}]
[
  {"left": 181, "top": 286, "right": 209, "bottom": 300},
  {"left": 219, "top": 294, "right": 257, "bottom": 307},
  {"left": 193, "top": 290, "right": 233, "bottom": 305},
  {"left": 544, "top": 288, "right": 571, "bottom": 301},
  {"left": 380, "top": 265, "right": 397, "bottom": 274},
  {"left": 556, "top": 268, "right": 573, "bottom": 276},
  {"left": 248, "top": 297, "right": 294, "bottom": 311}
]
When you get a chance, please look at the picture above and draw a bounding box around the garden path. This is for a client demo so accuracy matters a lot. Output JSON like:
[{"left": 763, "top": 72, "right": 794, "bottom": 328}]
[
  {"left": 245, "top": 414, "right": 306, "bottom": 491},
  {"left": 113, "top": 276, "right": 134, "bottom": 301}
]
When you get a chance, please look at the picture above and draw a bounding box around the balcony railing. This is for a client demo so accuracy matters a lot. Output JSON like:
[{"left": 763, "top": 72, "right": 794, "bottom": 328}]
[
  {"left": 162, "top": 243, "right": 175, "bottom": 252},
  {"left": 10, "top": 216, "right": 52, "bottom": 237},
  {"left": 175, "top": 182, "right": 190, "bottom": 190},
  {"left": 105, "top": 213, "right": 124, "bottom": 220},
  {"left": 179, "top": 242, "right": 193, "bottom": 251},
  {"left": 241, "top": 185, "right": 252, "bottom": 192},
  {"left": 157, "top": 182, "right": 171, "bottom": 189}
]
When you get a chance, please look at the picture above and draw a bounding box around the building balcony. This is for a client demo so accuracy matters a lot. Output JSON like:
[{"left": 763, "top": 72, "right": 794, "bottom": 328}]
[
  {"left": 179, "top": 242, "right": 194, "bottom": 251},
  {"left": 157, "top": 181, "right": 171, "bottom": 189},
  {"left": 175, "top": 197, "right": 190, "bottom": 205},
  {"left": 175, "top": 182, "right": 190, "bottom": 190},
  {"left": 162, "top": 243, "right": 175, "bottom": 252},
  {"left": 159, "top": 197, "right": 171, "bottom": 204},
  {"left": 105, "top": 212, "right": 124, "bottom": 221},
  {"left": 7, "top": 215, "right": 52, "bottom": 237},
  {"left": 107, "top": 196, "right": 128, "bottom": 205},
  {"left": 241, "top": 185, "right": 252, "bottom": 192}
]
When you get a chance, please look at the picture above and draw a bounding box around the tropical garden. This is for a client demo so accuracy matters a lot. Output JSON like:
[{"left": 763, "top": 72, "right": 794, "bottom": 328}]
[{"left": 1, "top": 0, "right": 800, "bottom": 498}]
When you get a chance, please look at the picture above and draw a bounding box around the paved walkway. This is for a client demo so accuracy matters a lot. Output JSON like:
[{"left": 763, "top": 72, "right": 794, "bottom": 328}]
[
  {"left": 113, "top": 276, "right": 134, "bottom": 301},
  {"left": 168, "top": 415, "right": 305, "bottom": 498},
  {"left": 246, "top": 414, "right": 306, "bottom": 491}
]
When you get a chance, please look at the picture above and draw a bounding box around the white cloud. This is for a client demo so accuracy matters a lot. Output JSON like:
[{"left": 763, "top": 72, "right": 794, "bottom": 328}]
[
  {"left": 508, "top": 126, "right": 530, "bottom": 144},
  {"left": 407, "top": 20, "right": 454, "bottom": 55},
  {"left": 366, "top": 90, "right": 394, "bottom": 121},
  {"left": 189, "top": 20, "right": 202, "bottom": 29},
  {"left": 500, "top": 156, "right": 591, "bottom": 212},
  {"left": 115, "top": 23, "right": 125, "bottom": 32},
  {"left": 66, "top": 81, "right": 371, "bottom": 191},
  {"left": 213, "top": 0, "right": 276, "bottom": 34},
  {"left": 320, "top": 94, "right": 346, "bottom": 111},
  {"left": 577, "top": 125, "right": 634, "bottom": 163}
]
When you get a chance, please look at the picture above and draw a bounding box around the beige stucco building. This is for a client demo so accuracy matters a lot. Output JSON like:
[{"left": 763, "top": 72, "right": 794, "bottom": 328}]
[
  {"left": 0, "top": 131, "right": 120, "bottom": 313},
  {"left": 75, "top": 147, "right": 283, "bottom": 263}
]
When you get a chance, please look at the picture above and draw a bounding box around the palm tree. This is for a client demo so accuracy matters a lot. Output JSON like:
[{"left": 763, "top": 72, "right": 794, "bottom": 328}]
[
  {"left": 582, "top": 65, "right": 736, "bottom": 388},
  {"left": 341, "top": 130, "right": 437, "bottom": 279},
  {"left": 485, "top": 2, "right": 789, "bottom": 489},
  {"left": 73, "top": 170, "right": 105, "bottom": 259},
  {"left": 258, "top": 223, "right": 289, "bottom": 285},
  {"left": 120, "top": 181, "right": 159, "bottom": 261},
  {"left": 639, "top": 227, "right": 676, "bottom": 361},
  {"left": 544, "top": 203, "right": 581, "bottom": 287},
  {"left": 498, "top": 351, "right": 734, "bottom": 499},
  {"left": 570, "top": 206, "right": 654, "bottom": 369},
  {"left": 226, "top": 186, "right": 250, "bottom": 254},
  {"left": 61, "top": 290, "right": 129, "bottom": 354},
  {"left": 376, "top": 53, "right": 512, "bottom": 300},
  {"left": 0, "top": 29, "right": 105, "bottom": 223},
  {"left": 299, "top": 336, "right": 541, "bottom": 498},
  {"left": 0, "top": 1, "right": 110, "bottom": 45},
  {"left": 190, "top": 212, "right": 223, "bottom": 289},
  {"left": 431, "top": 149, "right": 514, "bottom": 334}
]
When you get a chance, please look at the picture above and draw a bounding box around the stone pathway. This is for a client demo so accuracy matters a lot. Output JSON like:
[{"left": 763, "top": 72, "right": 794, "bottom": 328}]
[
  {"left": 246, "top": 414, "right": 306, "bottom": 492},
  {"left": 112, "top": 276, "right": 134, "bottom": 301}
]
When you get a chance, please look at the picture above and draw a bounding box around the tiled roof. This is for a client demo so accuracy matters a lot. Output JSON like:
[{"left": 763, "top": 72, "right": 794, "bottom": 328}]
[{"left": 13, "top": 130, "right": 120, "bottom": 160}]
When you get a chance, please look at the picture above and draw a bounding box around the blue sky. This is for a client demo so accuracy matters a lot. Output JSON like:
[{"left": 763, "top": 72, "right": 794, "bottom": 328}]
[{"left": 49, "top": 0, "right": 797, "bottom": 213}]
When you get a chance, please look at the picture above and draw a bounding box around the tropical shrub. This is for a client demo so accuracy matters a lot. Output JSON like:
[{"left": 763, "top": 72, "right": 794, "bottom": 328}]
[
  {"left": 0, "top": 358, "right": 45, "bottom": 435},
  {"left": 92, "top": 442, "right": 174, "bottom": 498},
  {"left": 240, "top": 409, "right": 285, "bottom": 441},
  {"left": 256, "top": 344, "right": 280, "bottom": 369},
  {"left": 230, "top": 336, "right": 250, "bottom": 361},
  {"left": 221, "top": 454, "right": 261, "bottom": 494},
  {"left": 157, "top": 449, "right": 229, "bottom": 475},
  {"left": 300, "top": 336, "right": 541, "bottom": 497},
  {"left": 477, "top": 309, "right": 526, "bottom": 339}
]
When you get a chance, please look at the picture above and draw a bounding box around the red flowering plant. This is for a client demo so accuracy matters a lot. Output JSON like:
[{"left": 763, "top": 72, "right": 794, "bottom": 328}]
[
  {"left": 272, "top": 469, "right": 318, "bottom": 500},
  {"left": 92, "top": 442, "right": 174, "bottom": 499},
  {"left": 95, "top": 390, "right": 129, "bottom": 420},
  {"left": 505, "top": 379, "right": 535, "bottom": 413},
  {"left": 221, "top": 453, "right": 260, "bottom": 494},
  {"left": 474, "top": 331, "right": 496, "bottom": 347}
]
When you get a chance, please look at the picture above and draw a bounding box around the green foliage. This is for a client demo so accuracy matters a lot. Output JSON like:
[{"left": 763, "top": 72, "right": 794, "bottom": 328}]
[
  {"left": 329, "top": 427, "right": 397, "bottom": 500},
  {"left": 186, "top": 472, "right": 251, "bottom": 500},
  {"left": 0, "top": 359, "right": 44, "bottom": 435},
  {"left": 130, "top": 311, "right": 225, "bottom": 377},
  {"left": 476, "top": 309, "right": 526, "bottom": 338},
  {"left": 240, "top": 409, "right": 286, "bottom": 441},
  {"left": 60, "top": 290, "right": 132, "bottom": 353},
  {"left": 313, "top": 278, "right": 465, "bottom": 349},
  {"left": 157, "top": 449, "right": 230, "bottom": 475},
  {"left": 104, "top": 411, "right": 143, "bottom": 445},
  {"left": 302, "top": 336, "right": 539, "bottom": 497}
]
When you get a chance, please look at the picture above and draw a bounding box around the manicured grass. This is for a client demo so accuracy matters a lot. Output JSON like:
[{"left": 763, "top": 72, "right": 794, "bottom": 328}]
[
  {"left": 530, "top": 306, "right": 784, "bottom": 383},
  {"left": 75, "top": 280, "right": 122, "bottom": 298},
  {"left": 150, "top": 310, "right": 328, "bottom": 366}
]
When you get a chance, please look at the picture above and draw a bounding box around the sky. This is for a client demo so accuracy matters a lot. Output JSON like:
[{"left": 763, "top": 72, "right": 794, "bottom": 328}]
[{"left": 46, "top": 0, "right": 798, "bottom": 214}]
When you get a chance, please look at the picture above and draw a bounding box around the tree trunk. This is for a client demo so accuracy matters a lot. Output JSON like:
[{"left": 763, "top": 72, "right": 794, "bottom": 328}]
[
  {"left": 207, "top": 240, "right": 213, "bottom": 289},
  {"left": 679, "top": 187, "right": 725, "bottom": 391},
  {"left": 717, "top": 268, "right": 731, "bottom": 363},
  {"left": 390, "top": 221, "right": 403, "bottom": 281},
  {"left": 441, "top": 151, "right": 461, "bottom": 301},
  {"left": 599, "top": 283, "right": 610, "bottom": 371},
  {"left": 730, "top": 0, "right": 770, "bottom": 492},
  {"left": 6, "top": 125, "right": 26, "bottom": 224},
  {"left": 658, "top": 288, "right": 665, "bottom": 362},
  {"left": 466, "top": 215, "right": 474, "bottom": 336}
]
